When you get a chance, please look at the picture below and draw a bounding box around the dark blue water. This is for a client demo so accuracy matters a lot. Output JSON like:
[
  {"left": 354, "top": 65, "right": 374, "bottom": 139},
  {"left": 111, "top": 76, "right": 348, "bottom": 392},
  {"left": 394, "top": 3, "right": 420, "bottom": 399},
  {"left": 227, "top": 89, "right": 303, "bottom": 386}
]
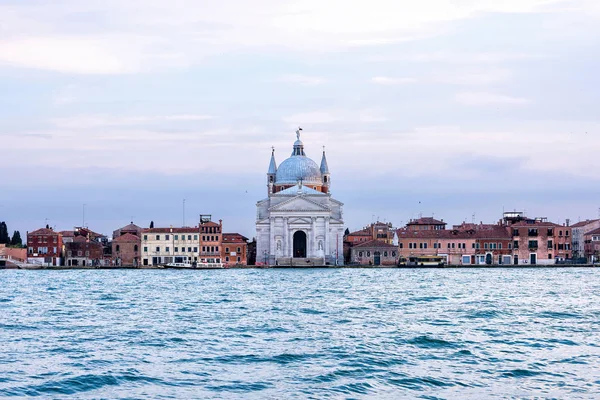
[{"left": 1, "top": 268, "right": 600, "bottom": 399}]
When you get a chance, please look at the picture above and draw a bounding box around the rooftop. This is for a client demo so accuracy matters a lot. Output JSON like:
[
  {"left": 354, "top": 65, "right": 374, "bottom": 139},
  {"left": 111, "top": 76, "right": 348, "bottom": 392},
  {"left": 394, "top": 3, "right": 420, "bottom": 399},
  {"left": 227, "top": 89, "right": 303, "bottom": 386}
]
[
  {"left": 353, "top": 239, "right": 398, "bottom": 249},
  {"left": 407, "top": 217, "right": 446, "bottom": 226}
]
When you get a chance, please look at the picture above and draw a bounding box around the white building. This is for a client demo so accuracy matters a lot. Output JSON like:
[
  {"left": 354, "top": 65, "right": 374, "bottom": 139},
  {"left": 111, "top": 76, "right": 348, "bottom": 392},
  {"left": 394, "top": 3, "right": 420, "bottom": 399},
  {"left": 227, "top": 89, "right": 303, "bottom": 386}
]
[
  {"left": 571, "top": 219, "right": 600, "bottom": 259},
  {"left": 141, "top": 227, "right": 200, "bottom": 266},
  {"left": 256, "top": 129, "right": 345, "bottom": 266}
]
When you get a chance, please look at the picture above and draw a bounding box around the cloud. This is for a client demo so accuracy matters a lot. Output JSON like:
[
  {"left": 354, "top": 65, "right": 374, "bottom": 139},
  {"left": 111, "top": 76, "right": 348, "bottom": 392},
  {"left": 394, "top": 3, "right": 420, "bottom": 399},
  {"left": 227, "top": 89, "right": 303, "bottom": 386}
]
[
  {"left": 275, "top": 74, "right": 326, "bottom": 86},
  {"left": 455, "top": 92, "right": 530, "bottom": 106},
  {"left": 371, "top": 76, "right": 417, "bottom": 85},
  {"left": 51, "top": 114, "right": 214, "bottom": 129},
  {"left": 0, "top": 0, "right": 572, "bottom": 74}
]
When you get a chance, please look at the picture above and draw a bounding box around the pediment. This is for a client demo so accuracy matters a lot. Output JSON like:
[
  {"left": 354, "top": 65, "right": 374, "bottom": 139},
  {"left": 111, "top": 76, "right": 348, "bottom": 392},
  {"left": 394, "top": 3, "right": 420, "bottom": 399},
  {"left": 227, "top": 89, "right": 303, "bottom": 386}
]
[
  {"left": 269, "top": 195, "right": 330, "bottom": 212},
  {"left": 288, "top": 217, "right": 312, "bottom": 225}
]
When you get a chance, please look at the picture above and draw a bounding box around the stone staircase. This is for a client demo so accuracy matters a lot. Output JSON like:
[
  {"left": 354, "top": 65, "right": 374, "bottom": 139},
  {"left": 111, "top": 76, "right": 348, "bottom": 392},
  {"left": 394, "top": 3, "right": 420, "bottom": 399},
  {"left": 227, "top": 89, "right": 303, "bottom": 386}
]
[{"left": 275, "top": 257, "right": 327, "bottom": 267}]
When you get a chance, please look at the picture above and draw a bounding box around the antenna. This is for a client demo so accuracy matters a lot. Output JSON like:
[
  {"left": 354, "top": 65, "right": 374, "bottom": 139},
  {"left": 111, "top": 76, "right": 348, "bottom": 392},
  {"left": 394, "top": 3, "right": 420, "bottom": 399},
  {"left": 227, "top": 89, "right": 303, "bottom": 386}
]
[
  {"left": 472, "top": 213, "right": 475, "bottom": 223},
  {"left": 183, "top": 199, "right": 186, "bottom": 227},
  {"left": 83, "top": 204, "right": 86, "bottom": 227}
]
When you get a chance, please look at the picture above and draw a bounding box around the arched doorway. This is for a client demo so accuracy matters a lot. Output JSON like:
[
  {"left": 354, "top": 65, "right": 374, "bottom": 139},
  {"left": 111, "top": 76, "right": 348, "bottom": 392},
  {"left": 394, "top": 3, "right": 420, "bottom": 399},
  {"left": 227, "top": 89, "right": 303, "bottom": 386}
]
[
  {"left": 485, "top": 253, "right": 492, "bottom": 265},
  {"left": 293, "top": 231, "right": 307, "bottom": 258},
  {"left": 374, "top": 251, "right": 381, "bottom": 266}
]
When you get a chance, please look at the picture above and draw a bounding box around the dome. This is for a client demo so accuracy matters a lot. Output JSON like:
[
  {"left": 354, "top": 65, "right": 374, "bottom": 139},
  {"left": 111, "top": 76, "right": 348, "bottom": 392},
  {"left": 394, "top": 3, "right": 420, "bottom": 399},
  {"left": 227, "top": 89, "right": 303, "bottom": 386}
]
[{"left": 275, "top": 156, "right": 322, "bottom": 185}]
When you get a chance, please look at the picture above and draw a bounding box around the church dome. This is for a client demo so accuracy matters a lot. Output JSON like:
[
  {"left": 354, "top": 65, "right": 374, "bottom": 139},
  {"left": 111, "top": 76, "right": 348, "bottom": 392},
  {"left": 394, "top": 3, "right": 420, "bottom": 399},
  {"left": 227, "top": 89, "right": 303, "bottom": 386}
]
[{"left": 275, "top": 156, "right": 322, "bottom": 185}]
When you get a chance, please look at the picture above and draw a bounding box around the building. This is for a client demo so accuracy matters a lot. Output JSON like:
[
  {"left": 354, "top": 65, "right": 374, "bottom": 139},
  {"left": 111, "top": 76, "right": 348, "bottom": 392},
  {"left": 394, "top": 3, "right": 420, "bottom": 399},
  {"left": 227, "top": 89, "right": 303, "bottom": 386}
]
[
  {"left": 112, "top": 222, "right": 142, "bottom": 240},
  {"left": 346, "top": 222, "right": 395, "bottom": 244},
  {"left": 256, "top": 129, "right": 345, "bottom": 266},
  {"left": 199, "top": 216, "right": 223, "bottom": 263},
  {"left": 141, "top": 227, "right": 200, "bottom": 266},
  {"left": 0, "top": 244, "right": 27, "bottom": 263},
  {"left": 397, "top": 228, "right": 477, "bottom": 265},
  {"left": 27, "top": 227, "right": 63, "bottom": 266},
  {"left": 584, "top": 227, "right": 600, "bottom": 263},
  {"left": 350, "top": 240, "right": 398, "bottom": 266},
  {"left": 112, "top": 233, "right": 141, "bottom": 266},
  {"left": 406, "top": 217, "right": 446, "bottom": 231},
  {"left": 571, "top": 219, "right": 600, "bottom": 259},
  {"left": 510, "top": 219, "right": 572, "bottom": 265},
  {"left": 65, "top": 236, "right": 104, "bottom": 267},
  {"left": 222, "top": 233, "right": 249, "bottom": 266}
]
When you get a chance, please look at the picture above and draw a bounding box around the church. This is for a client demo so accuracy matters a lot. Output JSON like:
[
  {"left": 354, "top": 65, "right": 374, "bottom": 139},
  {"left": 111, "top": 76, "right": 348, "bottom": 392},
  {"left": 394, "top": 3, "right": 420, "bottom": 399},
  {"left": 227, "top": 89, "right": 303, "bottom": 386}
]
[{"left": 256, "top": 129, "right": 345, "bottom": 266}]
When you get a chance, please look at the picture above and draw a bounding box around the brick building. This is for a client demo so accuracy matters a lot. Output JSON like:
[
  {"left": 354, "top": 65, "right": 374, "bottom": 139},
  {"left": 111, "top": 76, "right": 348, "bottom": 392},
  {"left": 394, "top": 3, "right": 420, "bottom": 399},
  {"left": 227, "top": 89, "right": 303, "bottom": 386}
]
[
  {"left": 222, "top": 233, "right": 249, "bottom": 266},
  {"left": 65, "top": 236, "right": 104, "bottom": 267},
  {"left": 200, "top": 217, "right": 223, "bottom": 262},
  {"left": 112, "top": 222, "right": 142, "bottom": 240},
  {"left": 584, "top": 228, "right": 600, "bottom": 263},
  {"left": 112, "top": 233, "right": 141, "bottom": 266},
  {"left": 571, "top": 219, "right": 600, "bottom": 259},
  {"left": 406, "top": 217, "right": 446, "bottom": 231},
  {"left": 397, "top": 228, "right": 477, "bottom": 265},
  {"left": 27, "top": 228, "right": 63, "bottom": 266},
  {"left": 510, "top": 220, "right": 572, "bottom": 265}
]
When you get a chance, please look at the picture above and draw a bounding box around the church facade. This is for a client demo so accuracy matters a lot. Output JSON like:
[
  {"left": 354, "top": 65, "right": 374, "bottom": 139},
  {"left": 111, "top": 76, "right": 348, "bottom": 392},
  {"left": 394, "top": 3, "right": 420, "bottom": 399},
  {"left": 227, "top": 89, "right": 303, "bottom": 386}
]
[{"left": 256, "top": 129, "right": 345, "bottom": 266}]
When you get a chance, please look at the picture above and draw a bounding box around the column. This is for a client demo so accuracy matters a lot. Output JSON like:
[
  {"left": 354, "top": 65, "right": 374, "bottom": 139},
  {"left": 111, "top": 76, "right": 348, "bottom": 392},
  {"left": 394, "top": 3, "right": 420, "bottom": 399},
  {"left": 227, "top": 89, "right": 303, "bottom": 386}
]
[
  {"left": 325, "top": 217, "right": 330, "bottom": 257},
  {"left": 269, "top": 217, "right": 275, "bottom": 258},
  {"left": 283, "top": 217, "right": 288, "bottom": 256}
]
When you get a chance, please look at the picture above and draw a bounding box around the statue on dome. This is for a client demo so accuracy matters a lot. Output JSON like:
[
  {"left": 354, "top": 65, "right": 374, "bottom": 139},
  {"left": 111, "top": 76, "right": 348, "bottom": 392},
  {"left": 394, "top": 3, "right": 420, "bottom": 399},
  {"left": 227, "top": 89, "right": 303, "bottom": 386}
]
[{"left": 296, "top": 127, "right": 302, "bottom": 140}]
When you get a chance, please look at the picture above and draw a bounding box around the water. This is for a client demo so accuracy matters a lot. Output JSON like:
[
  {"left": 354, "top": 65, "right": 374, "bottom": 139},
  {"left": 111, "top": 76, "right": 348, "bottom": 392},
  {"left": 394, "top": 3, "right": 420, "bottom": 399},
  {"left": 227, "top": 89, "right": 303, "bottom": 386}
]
[{"left": 1, "top": 268, "right": 600, "bottom": 399}]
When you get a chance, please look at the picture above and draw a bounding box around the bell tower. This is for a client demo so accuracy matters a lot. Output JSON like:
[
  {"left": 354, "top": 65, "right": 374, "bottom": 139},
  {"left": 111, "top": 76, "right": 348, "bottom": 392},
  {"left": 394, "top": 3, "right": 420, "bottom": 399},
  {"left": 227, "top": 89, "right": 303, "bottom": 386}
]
[
  {"left": 320, "top": 148, "right": 330, "bottom": 194},
  {"left": 267, "top": 147, "right": 277, "bottom": 195}
]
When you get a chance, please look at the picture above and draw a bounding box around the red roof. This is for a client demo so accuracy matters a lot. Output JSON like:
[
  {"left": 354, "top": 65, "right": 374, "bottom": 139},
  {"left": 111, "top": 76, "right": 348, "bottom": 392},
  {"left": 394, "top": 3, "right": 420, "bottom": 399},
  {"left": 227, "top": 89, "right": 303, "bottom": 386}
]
[
  {"left": 407, "top": 217, "right": 446, "bottom": 226},
  {"left": 353, "top": 239, "right": 397, "bottom": 249},
  {"left": 200, "top": 221, "right": 221, "bottom": 227},
  {"left": 113, "top": 233, "right": 141, "bottom": 243},
  {"left": 222, "top": 233, "right": 249, "bottom": 243},
  {"left": 28, "top": 228, "right": 58, "bottom": 236},
  {"left": 510, "top": 220, "right": 564, "bottom": 228},
  {"left": 585, "top": 227, "right": 600, "bottom": 236},
  {"left": 571, "top": 219, "right": 600, "bottom": 228},
  {"left": 347, "top": 229, "right": 371, "bottom": 236},
  {"left": 60, "top": 231, "right": 75, "bottom": 237},
  {"left": 397, "top": 229, "right": 475, "bottom": 240}
]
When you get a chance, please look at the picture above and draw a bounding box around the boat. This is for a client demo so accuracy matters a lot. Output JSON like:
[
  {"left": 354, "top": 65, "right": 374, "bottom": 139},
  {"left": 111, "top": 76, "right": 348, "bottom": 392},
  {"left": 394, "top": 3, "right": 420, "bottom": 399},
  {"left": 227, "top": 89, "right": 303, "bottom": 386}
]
[{"left": 163, "top": 259, "right": 224, "bottom": 269}]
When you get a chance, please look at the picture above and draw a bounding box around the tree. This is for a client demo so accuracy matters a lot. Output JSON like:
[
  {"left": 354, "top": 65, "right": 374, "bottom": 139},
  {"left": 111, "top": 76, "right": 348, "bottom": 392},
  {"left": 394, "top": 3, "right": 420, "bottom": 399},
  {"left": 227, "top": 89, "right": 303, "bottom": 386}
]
[
  {"left": 344, "top": 228, "right": 350, "bottom": 236},
  {"left": 149, "top": 221, "right": 154, "bottom": 229},
  {"left": 11, "top": 231, "right": 22, "bottom": 247},
  {"left": 0, "top": 222, "right": 9, "bottom": 244}
]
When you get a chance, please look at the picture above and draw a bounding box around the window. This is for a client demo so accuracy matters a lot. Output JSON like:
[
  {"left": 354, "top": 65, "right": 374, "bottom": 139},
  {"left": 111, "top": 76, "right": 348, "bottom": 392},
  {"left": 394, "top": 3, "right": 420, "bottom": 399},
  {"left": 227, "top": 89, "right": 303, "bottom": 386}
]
[
  {"left": 166, "top": 247, "right": 170, "bottom": 252},
  {"left": 547, "top": 240, "right": 553, "bottom": 249},
  {"left": 447, "top": 243, "right": 451, "bottom": 249},
  {"left": 156, "top": 246, "right": 160, "bottom": 252},
  {"left": 508, "top": 243, "right": 512, "bottom": 249},
  {"left": 116, "top": 245, "right": 120, "bottom": 252},
  {"left": 226, "top": 256, "right": 229, "bottom": 262},
  {"left": 84, "top": 250, "right": 89, "bottom": 257},
  {"left": 419, "top": 243, "right": 423, "bottom": 249},
  {"left": 194, "top": 235, "right": 198, "bottom": 240},
  {"left": 367, "top": 251, "right": 371, "bottom": 257},
  {"left": 188, "top": 247, "right": 192, "bottom": 253},
  {"left": 528, "top": 229, "right": 538, "bottom": 236},
  {"left": 547, "top": 229, "right": 554, "bottom": 236},
  {"left": 78, "top": 251, "right": 83, "bottom": 256},
  {"left": 237, "top": 247, "right": 241, "bottom": 253},
  {"left": 143, "top": 235, "right": 147, "bottom": 241},
  {"left": 166, "top": 235, "right": 170, "bottom": 240},
  {"left": 175, "top": 247, "right": 179, "bottom": 252},
  {"left": 513, "top": 241, "right": 519, "bottom": 249},
  {"left": 424, "top": 243, "right": 428, "bottom": 249},
  {"left": 399, "top": 243, "right": 403, "bottom": 249},
  {"left": 499, "top": 244, "right": 502, "bottom": 250},
  {"left": 513, "top": 229, "right": 519, "bottom": 236},
  {"left": 202, "top": 246, "right": 206, "bottom": 251},
  {"left": 384, "top": 251, "right": 388, "bottom": 257},
  {"left": 359, "top": 252, "right": 363, "bottom": 257},
  {"left": 548, "top": 254, "right": 552, "bottom": 259},
  {"left": 452, "top": 243, "right": 455, "bottom": 249},
  {"left": 188, "top": 235, "right": 192, "bottom": 240},
  {"left": 226, "top": 247, "right": 230, "bottom": 253},
  {"left": 175, "top": 235, "right": 179, "bottom": 240},
  {"left": 528, "top": 240, "right": 538, "bottom": 249},
  {"left": 484, "top": 243, "right": 488, "bottom": 249},
  {"left": 193, "top": 247, "right": 198, "bottom": 252},
  {"left": 566, "top": 231, "right": 570, "bottom": 237},
  {"left": 392, "top": 251, "right": 396, "bottom": 257},
  {"left": 472, "top": 243, "right": 475, "bottom": 249},
  {"left": 559, "top": 230, "right": 563, "bottom": 237},
  {"left": 144, "top": 247, "right": 148, "bottom": 252},
  {"left": 237, "top": 257, "right": 241, "bottom": 262},
  {"left": 156, "top": 235, "right": 160, "bottom": 240}
]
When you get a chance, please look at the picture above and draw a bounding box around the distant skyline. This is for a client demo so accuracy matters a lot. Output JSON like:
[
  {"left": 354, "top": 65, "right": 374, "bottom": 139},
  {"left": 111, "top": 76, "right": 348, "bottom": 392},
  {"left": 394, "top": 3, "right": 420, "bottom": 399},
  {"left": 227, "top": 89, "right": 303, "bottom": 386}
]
[{"left": 2, "top": 0, "right": 600, "bottom": 238}]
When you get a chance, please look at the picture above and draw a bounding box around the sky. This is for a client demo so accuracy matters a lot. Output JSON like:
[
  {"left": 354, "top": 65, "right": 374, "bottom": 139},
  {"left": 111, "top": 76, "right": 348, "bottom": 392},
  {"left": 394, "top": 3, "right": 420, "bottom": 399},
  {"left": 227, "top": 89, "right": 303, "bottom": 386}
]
[{"left": 1, "top": 0, "right": 600, "bottom": 238}]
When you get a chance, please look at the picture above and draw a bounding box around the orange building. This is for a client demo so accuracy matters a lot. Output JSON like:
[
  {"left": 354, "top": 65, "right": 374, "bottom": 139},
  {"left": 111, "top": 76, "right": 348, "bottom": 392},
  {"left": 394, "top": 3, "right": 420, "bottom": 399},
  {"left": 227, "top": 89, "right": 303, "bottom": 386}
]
[
  {"left": 510, "top": 219, "right": 572, "bottom": 265},
  {"left": 222, "top": 233, "right": 249, "bottom": 266}
]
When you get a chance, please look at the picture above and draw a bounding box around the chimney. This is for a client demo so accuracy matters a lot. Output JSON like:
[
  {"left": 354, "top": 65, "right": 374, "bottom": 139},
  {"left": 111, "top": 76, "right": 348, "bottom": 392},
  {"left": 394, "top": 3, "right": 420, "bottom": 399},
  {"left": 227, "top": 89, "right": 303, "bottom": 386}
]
[{"left": 566, "top": 219, "right": 570, "bottom": 227}]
